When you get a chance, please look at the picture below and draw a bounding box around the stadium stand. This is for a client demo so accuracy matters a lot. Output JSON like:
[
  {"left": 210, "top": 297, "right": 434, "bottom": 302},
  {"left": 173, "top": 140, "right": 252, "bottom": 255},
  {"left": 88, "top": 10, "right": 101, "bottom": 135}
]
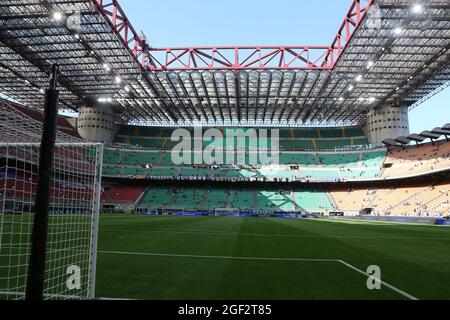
[
  {"left": 382, "top": 140, "right": 450, "bottom": 178},
  {"left": 101, "top": 186, "right": 146, "bottom": 204},
  {"left": 134, "top": 185, "right": 335, "bottom": 214},
  {"left": 90, "top": 119, "right": 450, "bottom": 216},
  {"left": 103, "top": 135, "right": 450, "bottom": 216},
  {"left": 330, "top": 183, "right": 449, "bottom": 217},
  {"left": 2, "top": 96, "right": 448, "bottom": 217},
  {"left": 102, "top": 147, "right": 387, "bottom": 182},
  {"left": 113, "top": 126, "right": 370, "bottom": 151},
  {"left": 94, "top": 139, "right": 435, "bottom": 183},
  {"left": 2, "top": 100, "right": 447, "bottom": 217}
]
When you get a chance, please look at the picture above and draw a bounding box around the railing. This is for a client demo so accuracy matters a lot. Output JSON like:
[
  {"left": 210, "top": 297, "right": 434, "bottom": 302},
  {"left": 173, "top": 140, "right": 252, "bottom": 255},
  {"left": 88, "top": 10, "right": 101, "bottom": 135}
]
[{"left": 106, "top": 142, "right": 385, "bottom": 153}]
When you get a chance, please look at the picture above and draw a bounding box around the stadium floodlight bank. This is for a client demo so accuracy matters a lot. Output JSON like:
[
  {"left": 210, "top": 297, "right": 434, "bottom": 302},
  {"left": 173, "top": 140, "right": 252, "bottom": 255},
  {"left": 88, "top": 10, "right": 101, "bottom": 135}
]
[{"left": 0, "top": 142, "right": 103, "bottom": 300}]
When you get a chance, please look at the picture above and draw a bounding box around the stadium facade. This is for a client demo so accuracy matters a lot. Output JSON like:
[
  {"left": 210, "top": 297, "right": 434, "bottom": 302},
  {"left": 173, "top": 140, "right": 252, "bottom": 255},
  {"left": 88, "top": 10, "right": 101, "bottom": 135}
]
[{"left": 1, "top": 0, "right": 450, "bottom": 301}]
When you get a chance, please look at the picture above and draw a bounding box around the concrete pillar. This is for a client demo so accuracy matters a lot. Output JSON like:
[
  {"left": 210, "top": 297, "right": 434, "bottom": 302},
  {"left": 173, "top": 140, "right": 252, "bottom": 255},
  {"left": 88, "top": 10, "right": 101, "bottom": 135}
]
[
  {"left": 77, "top": 106, "right": 118, "bottom": 143},
  {"left": 366, "top": 105, "right": 410, "bottom": 144}
]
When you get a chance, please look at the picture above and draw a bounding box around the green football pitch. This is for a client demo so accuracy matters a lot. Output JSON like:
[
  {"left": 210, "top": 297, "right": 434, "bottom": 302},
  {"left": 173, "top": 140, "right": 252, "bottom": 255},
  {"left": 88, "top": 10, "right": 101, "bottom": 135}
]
[{"left": 94, "top": 215, "right": 450, "bottom": 300}]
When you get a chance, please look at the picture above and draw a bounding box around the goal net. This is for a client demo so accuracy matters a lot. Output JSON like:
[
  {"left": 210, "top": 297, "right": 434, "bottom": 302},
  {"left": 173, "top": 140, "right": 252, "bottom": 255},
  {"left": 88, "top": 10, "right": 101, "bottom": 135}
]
[{"left": 0, "top": 142, "right": 103, "bottom": 300}]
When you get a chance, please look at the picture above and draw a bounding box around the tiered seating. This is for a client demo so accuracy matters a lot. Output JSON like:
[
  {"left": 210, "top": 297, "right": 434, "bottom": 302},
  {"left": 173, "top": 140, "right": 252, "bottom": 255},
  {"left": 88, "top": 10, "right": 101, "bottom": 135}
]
[
  {"left": 383, "top": 140, "right": 450, "bottom": 178},
  {"left": 170, "top": 187, "right": 195, "bottom": 209},
  {"left": 292, "top": 128, "right": 319, "bottom": 138},
  {"left": 257, "top": 190, "right": 296, "bottom": 212},
  {"left": 139, "top": 186, "right": 173, "bottom": 209},
  {"left": 204, "top": 187, "right": 229, "bottom": 209},
  {"left": 370, "top": 185, "right": 449, "bottom": 216},
  {"left": 123, "top": 180, "right": 449, "bottom": 216},
  {"left": 104, "top": 124, "right": 383, "bottom": 181},
  {"left": 103, "top": 166, "right": 122, "bottom": 176},
  {"left": 279, "top": 140, "right": 314, "bottom": 150},
  {"left": 330, "top": 183, "right": 450, "bottom": 217},
  {"left": 229, "top": 189, "right": 254, "bottom": 210},
  {"left": 103, "top": 148, "right": 121, "bottom": 164},
  {"left": 1, "top": 175, "right": 36, "bottom": 199},
  {"left": 344, "top": 127, "right": 365, "bottom": 137},
  {"left": 131, "top": 138, "right": 168, "bottom": 149},
  {"left": 101, "top": 126, "right": 449, "bottom": 217},
  {"left": 103, "top": 147, "right": 386, "bottom": 181},
  {"left": 279, "top": 153, "right": 317, "bottom": 165},
  {"left": 1, "top": 172, "right": 93, "bottom": 201},
  {"left": 135, "top": 185, "right": 336, "bottom": 213},
  {"left": 101, "top": 186, "right": 145, "bottom": 204},
  {"left": 329, "top": 189, "right": 372, "bottom": 213},
  {"left": 293, "top": 190, "right": 334, "bottom": 212},
  {"left": 121, "top": 150, "right": 160, "bottom": 165},
  {"left": 315, "top": 139, "right": 354, "bottom": 150},
  {"left": 113, "top": 126, "right": 369, "bottom": 151}
]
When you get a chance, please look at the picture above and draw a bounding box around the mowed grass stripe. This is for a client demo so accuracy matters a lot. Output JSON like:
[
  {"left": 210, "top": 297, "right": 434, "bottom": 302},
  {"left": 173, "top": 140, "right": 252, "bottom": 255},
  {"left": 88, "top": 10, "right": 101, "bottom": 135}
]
[
  {"left": 98, "top": 249, "right": 418, "bottom": 300},
  {"left": 96, "top": 215, "right": 450, "bottom": 299},
  {"left": 96, "top": 252, "right": 404, "bottom": 300},
  {"left": 101, "top": 227, "right": 450, "bottom": 241}
]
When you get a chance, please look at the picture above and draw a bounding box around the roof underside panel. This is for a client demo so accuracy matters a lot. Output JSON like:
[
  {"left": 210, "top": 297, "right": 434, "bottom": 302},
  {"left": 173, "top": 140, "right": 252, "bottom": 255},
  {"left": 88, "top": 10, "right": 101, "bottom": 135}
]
[
  {"left": 0, "top": 0, "right": 449, "bottom": 127},
  {"left": 336, "top": 0, "right": 450, "bottom": 116},
  {"left": 138, "top": 0, "right": 450, "bottom": 126},
  {"left": 0, "top": 0, "right": 145, "bottom": 121}
]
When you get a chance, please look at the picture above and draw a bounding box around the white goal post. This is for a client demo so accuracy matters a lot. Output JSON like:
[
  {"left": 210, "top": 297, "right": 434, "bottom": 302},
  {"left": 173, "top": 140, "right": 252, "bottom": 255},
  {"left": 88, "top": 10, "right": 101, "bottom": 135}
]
[{"left": 0, "top": 142, "right": 103, "bottom": 300}]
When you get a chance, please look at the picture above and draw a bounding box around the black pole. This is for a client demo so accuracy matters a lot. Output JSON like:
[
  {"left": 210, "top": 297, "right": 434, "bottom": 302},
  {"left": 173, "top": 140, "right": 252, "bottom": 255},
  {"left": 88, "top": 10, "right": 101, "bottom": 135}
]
[{"left": 25, "top": 65, "right": 60, "bottom": 301}]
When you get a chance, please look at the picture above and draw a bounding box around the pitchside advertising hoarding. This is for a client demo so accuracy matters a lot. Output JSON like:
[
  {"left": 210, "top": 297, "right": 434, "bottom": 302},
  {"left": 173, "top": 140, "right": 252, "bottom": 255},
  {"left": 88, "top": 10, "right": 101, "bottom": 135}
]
[{"left": 339, "top": 215, "right": 448, "bottom": 225}]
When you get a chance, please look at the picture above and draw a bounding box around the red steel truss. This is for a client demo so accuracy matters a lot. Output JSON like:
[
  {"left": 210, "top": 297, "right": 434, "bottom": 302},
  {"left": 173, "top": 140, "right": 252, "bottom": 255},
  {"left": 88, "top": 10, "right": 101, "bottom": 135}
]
[
  {"left": 2, "top": 0, "right": 450, "bottom": 127},
  {"left": 146, "top": 46, "right": 335, "bottom": 71},
  {"left": 93, "top": 0, "right": 373, "bottom": 71},
  {"left": 91, "top": 0, "right": 150, "bottom": 69}
]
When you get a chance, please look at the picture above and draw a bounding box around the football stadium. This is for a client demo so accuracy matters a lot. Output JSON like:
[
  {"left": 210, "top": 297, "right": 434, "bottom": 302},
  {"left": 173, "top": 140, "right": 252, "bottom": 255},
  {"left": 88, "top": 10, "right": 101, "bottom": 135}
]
[{"left": 0, "top": 0, "right": 450, "bottom": 302}]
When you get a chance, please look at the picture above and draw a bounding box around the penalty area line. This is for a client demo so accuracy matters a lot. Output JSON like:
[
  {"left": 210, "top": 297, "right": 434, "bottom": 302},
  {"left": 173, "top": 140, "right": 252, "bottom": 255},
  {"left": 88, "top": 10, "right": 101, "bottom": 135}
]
[
  {"left": 99, "top": 250, "right": 418, "bottom": 300},
  {"left": 338, "top": 260, "right": 418, "bottom": 301},
  {"left": 98, "top": 250, "right": 337, "bottom": 262}
]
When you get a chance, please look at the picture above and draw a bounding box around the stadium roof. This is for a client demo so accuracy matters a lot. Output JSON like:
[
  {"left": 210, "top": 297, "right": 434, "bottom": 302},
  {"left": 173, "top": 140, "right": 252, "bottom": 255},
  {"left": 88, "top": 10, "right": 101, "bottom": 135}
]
[
  {"left": 407, "top": 133, "right": 427, "bottom": 142},
  {"left": 382, "top": 122, "right": 450, "bottom": 146},
  {"left": 431, "top": 127, "right": 450, "bottom": 136},
  {"left": 0, "top": 0, "right": 450, "bottom": 127}
]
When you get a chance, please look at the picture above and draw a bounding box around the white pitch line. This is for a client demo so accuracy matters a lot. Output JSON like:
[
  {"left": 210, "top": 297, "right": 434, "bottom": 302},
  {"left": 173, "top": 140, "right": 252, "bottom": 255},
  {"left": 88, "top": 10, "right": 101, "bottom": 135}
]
[
  {"left": 98, "top": 250, "right": 419, "bottom": 300},
  {"left": 98, "top": 250, "right": 337, "bottom": 262},
  {"left": 0, "top": 290, "right": 138, "bottom": 301},
  {"left": 96, "top": 297, "right": 139, "bottom": 301},
  {"left": 0, "top": 254, "right": 418, "bottom": 301},
  {"left": 338, "top": 260, "right": 418, "bottom": 301},
  {"left": 108, "top": 228, "right": 450, "bottom": 241}
]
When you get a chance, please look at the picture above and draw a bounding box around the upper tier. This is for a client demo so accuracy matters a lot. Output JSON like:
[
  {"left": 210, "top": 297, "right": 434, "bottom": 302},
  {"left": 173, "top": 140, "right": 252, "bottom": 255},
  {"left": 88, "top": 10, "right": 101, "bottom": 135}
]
[
  {"left": 114, "top": 126, "right": 370, "bottom": 151},
  {"left": 103, "top": 139, "right": 450, "bottom": 183},
  {"left": 103, "top": 149, "right": 386, "bottom": 182}
]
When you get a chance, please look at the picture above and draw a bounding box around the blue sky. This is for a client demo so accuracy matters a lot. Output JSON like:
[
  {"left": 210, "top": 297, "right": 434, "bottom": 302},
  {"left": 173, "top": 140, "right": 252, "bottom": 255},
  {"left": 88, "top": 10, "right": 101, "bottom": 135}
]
[{"left": 121, "top": 0, "right": 450, "bottom": 132}]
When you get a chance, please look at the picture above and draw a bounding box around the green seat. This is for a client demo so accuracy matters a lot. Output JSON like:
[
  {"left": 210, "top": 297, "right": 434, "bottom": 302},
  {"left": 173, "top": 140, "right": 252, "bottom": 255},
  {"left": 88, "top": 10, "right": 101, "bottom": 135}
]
[
  {"left": 257, "top": 190, "right": 296, "bottom": 211},
  {"left": 293, "top": 190, "right": 333, "bottom": 211}
]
